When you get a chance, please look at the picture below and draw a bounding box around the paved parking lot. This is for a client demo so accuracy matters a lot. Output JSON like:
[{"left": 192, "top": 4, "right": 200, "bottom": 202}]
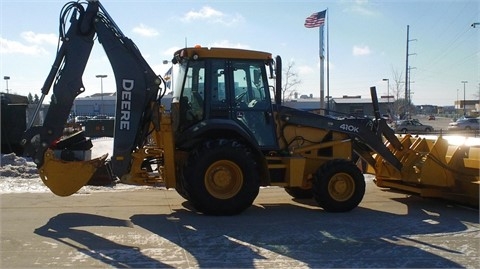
[
  {"left": 416, "top": 115, "right": 453, "bottom": 130},
  {"left": 1, "top": 177, "right": 479, "bottom": 268}
]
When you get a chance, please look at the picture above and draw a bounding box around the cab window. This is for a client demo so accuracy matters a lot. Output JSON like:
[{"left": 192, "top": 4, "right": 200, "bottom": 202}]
[{"left": 179, "top": 60, "right": 205, "bottom": 126}]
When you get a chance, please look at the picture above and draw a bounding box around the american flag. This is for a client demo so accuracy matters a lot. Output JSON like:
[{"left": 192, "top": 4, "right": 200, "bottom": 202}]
[
  {"left": 164, "top": 67, "right": 172, "bottom": 89},
  {"left": 304, "top": 10, "right": 326, "bottom": 28}
]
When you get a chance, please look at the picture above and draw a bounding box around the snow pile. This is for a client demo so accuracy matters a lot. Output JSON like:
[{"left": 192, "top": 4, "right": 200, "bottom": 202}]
[
  {"left": 0, "top": 152, "right": 50, "bottom": 193},
  {"left": 0, "top": 138, "right": 156, "bottom": 194},
  {"left": 1, "top": 153, "right": 39, "bottom": 178}
]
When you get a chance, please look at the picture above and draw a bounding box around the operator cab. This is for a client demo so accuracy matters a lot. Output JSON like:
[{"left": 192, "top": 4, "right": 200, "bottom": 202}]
[{"left": 171, "top": 47, "right": 278, "bottom": 149}]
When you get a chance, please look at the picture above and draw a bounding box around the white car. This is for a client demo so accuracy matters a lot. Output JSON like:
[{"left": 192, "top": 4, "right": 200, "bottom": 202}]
[
  {"left": 448, "top": 117, "right": 480, "bottom": 131},
  {"left": 394, "top": 119, "right": 434, "bottom": 134}
]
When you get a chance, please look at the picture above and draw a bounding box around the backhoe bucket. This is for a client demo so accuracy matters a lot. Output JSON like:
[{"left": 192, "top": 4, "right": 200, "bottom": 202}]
[{"left": 39, "top": 149, "right": 108, "bottom": 196}]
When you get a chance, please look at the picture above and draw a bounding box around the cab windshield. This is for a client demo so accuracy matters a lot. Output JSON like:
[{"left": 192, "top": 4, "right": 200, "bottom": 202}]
[{"left": 172, "top": 62, "right": 187, "bottom": 101}]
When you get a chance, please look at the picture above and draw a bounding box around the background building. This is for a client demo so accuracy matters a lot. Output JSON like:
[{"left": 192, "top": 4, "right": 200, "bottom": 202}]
[{"left": 284, "top": 95, "right": 393, "bottom": 118}]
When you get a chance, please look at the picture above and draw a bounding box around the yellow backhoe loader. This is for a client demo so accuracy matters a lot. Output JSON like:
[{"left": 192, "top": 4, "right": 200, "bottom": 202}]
[{"left": 22, "top": 0, "right": 479, "bottom": 215}]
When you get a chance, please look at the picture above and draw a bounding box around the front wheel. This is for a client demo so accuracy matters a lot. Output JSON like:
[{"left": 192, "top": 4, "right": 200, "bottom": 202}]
[
  {"left": 313, "top": 159, "right": 365, "bottom": 212},
  {"left": 183, "top": 139, "right": 260, "bottom": 215}
]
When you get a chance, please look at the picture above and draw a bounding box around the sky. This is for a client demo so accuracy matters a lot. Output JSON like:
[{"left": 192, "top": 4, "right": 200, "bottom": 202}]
[{"left": 1, "top": 0, "right": 479, "bottom": 106}]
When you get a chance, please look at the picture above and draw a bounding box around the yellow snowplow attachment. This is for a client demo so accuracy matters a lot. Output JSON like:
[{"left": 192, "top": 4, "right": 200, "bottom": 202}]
[
  {"left": 38, "top": 149, "right": 108, "bottom": 196},
  {"left": 371, "top": 134, "right": 480, "bottom": 207}
]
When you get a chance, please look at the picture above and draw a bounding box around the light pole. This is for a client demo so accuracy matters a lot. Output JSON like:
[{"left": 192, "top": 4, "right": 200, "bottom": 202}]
[
  {"left": 456, "top": 89, "right": 459, "bottom": 115},
  {"left": 4, "top": 76, "right": 10, "bottom": 94},
  {"left": 382, "top": 78, "right": 390, "bottom": 113},
  {"left": 461, "top": 81, "right": 468, "bottom": 116},
  {"left": 96, "top": 74, "right": 107, "bottom": 114}
]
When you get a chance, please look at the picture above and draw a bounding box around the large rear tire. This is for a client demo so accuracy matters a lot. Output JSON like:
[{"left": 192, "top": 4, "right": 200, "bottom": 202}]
[
  {"left": 313, "top": 159, "right": 365, "bottom": 212},
  {"left": 183, "top": 139, "right": 260, "bottom": 215},
  {"left": 175, "top": 176, "right": 190, "bottom": 200}
]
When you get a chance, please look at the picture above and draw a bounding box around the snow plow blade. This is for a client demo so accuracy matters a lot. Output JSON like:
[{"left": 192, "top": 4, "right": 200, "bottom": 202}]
[
  {"left": 39, "top": 149, "right": 108, "bottom": 196},
  {"left": 369, "top": 134, "right": 479, "bottom": 207}
]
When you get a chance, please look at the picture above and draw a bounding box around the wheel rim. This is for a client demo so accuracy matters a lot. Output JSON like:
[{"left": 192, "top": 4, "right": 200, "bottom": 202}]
[
  {"left": 328, "top": 172, "right": 355, "bottom": 202},
  {"left": 204, "top": 160, "right": 243, "bottom": 200}
]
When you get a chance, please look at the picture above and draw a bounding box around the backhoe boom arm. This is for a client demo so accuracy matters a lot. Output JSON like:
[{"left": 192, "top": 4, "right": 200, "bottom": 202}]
[{"left": 22, "top": 1, "right": 163, "bottom": 180}]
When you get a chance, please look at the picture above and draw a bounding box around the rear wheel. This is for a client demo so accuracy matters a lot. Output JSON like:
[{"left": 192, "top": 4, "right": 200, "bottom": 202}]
[
  {"left": 313, "top": 159, "right": 365, "bottom": 212},
  {"left": 183, "top": 139, "right": 260, "bottom": 215}
]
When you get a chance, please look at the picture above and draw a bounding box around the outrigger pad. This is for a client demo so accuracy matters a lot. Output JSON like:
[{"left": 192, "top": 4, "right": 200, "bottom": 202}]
[{"left": 39, "top": 149, "right": 108, "bottom": 196}]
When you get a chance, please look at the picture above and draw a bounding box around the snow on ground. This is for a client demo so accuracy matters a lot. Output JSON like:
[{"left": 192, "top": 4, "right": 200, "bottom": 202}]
[
  {"left": 0, "top": 137, "right": 155, "bottom": 194},
  {"left": 3, "top": 135, "right": 477, "bottom": 195}
]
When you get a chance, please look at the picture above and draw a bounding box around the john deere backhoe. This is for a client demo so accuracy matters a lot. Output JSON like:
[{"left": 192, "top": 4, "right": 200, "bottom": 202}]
[{"left": 22, "top": 0, "right": 479, "bottom": 215}]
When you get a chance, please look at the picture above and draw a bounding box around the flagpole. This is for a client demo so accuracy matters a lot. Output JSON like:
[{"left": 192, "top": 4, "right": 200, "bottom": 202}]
[
  {"left": 319, "top": 23, "right": 325, "bottom": 113},
  {"left": 305, "top": 10, "right": 327, "bottom": 114},
  {"left": 326, "top": 8, "right": 330, "bottom": 114}
]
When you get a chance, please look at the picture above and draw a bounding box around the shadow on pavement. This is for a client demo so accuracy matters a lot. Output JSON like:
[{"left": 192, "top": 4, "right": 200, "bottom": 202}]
[
  {"left": 34, "top": 195, "right": 478, "bottom": 268},
  {"left": 34, "top": 213, "right": 172, "bottom": 268}
]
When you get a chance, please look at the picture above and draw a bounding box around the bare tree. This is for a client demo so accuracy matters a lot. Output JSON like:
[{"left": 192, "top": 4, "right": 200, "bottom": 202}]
[
  {"left": 282, "top": 61, "right": 302, "bottom": 102},
  {"left": 391, "top": 68, "right": 405, "bottom": 118},
  {"left": 473, "top": 83, "right": 480, "bottom": 101}
]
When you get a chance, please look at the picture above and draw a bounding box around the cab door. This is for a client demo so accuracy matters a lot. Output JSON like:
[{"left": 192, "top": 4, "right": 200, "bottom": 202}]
[{"left": 230, "top": 61, "right": 277, "bottom": 149}]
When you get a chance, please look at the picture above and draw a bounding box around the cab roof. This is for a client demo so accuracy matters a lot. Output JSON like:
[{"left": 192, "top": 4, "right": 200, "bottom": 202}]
[{"left": 173, "top": 47, "right": 272, "bottom": 62}]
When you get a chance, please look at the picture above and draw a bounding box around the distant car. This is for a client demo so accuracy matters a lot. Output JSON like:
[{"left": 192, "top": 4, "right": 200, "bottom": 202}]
[
  {"left": 448, "top": 118, "right": 480, "bottom": 131},
  {"left": 428, "top": 115, "right": 435, "bottom": 120},
  {"left": 74, "top": 115, "right": 90, "bottom": 126},
  {"left": 394, "top": 120, "right": 434, "bottom": 134},
  {"left": 381, "top": 114, "right": 393, "bottom": 123},
  {"left": 92, "top": 114, "right": 110, "bottom": 120}
]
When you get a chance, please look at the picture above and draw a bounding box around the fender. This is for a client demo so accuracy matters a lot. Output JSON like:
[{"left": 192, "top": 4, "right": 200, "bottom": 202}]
[{"left": 175, "top": 119, "right": 258, "bottom": 150}]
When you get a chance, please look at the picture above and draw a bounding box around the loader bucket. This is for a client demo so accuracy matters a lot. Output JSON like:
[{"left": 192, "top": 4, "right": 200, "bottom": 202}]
[{"left": 39, "top": 149, "right": 108, "bottom": 196}]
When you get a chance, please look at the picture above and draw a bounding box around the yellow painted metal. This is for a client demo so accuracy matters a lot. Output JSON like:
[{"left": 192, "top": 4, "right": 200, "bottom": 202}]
[
  {"left": 464, "top": 147, "right": 480, "bottom": 169},
  {"left": 266, "top": 156, "right": 307, "bottom": 188},
  {"left": 157, "top": 110, "right": 176, "bottom": 188},
  {"left": 372, "top": 134, "right": 480, "bottom": 207},
  {"left": 272, "top": 123, "right": 354, "bottom": 189},
  {"left": 204, "top": 160, "right": 243, "bottom": 200},
  {"left": 120, "top": 105, "right": 177, "bottom": 188},
  {"left": 175, "top": 47, "right": 272, "bottom": 61},
  {"left": 328, "top": 172, "right": 355, "bottom": 202},
  {"left": 285, "top": 157, "right": 307, "bottom": 188},
  {"left": 420, "top": 136, "right": 454, "bottom": 187},
  {"left": 120, "top": 147, "right": 164, "bottom": 185},
  {"left": 39, "top": 149, "right": 108, "bottom": 196}
]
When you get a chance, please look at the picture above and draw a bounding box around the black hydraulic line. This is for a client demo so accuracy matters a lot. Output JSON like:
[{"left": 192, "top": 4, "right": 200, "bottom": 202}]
[
  {"left": 22, "top": 2, "right": 98, "bottom": 166},
  {"left": 275, "top": 55, "right": 282, "bottom": 105}
]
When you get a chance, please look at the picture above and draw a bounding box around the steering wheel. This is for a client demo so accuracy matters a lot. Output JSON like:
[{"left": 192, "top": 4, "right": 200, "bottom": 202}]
[{"left": 235, "top": 91, "right": 247, "bottom": 102}]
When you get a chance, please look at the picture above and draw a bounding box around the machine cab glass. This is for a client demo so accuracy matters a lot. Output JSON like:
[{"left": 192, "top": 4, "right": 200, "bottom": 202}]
[
  {"left": 174, "top": 57, "right": 277, "bottom": 149},
  {"left": 230, "top": 61, "right": 277, "bottom": 148}
]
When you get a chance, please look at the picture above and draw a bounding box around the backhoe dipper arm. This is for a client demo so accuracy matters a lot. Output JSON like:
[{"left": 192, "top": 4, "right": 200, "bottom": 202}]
[
  {"left": 93, "top": 2, "right": 162, "bottom": 178},
  {"left": 22, "top": 2, "right": 98, "bottom": 166}
]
